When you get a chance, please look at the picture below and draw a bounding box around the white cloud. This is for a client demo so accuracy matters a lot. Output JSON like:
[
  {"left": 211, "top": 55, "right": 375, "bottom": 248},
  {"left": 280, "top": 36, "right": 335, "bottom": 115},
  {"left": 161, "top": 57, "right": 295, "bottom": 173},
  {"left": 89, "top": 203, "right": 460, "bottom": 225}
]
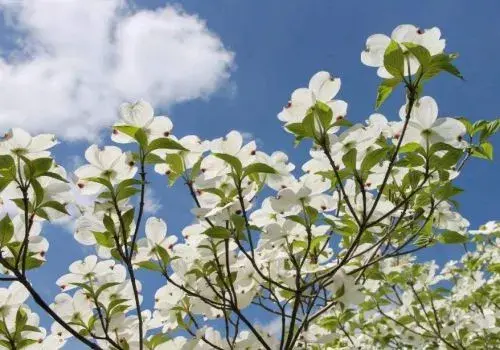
[
  {"left": 143, "top": 187, "right": 161, "bottom": 214},
  {"left": 0, "top": 0, "right": 234, "bottom": 140},
  {"left": 257, "top": 317, "right": 282, "bottom": 336}
]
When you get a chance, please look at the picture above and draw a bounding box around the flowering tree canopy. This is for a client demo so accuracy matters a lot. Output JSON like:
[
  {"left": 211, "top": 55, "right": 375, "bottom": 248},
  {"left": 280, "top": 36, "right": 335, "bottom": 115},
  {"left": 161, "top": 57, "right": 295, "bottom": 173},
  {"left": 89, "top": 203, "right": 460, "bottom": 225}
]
[{"left": 0, "top": 24, "right": 499, "bottom": 350}]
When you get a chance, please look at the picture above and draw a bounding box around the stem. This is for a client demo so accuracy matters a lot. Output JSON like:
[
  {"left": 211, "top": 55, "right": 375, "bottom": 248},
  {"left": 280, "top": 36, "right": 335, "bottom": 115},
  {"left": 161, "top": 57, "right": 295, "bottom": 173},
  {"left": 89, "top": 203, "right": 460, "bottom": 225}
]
[
  {"left": 0, "top": 258, "right": 101, "bottom": 349},
  {"left": 128, "top": 150, "right": 147, "bottom": 260},
  {"left": 126, "top": 262, "right": 144, "bottom": 350},
  {"left": 365, "top": 87, "right": 417, "bottom": 223}
]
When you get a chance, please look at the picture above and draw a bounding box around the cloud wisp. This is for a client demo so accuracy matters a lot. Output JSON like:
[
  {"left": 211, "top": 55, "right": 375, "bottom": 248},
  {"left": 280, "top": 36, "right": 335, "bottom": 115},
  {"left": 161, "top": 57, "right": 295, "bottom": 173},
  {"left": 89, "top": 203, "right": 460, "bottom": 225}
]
[{"left": 0, "top": 0, "right": 234, "bottom": 140}]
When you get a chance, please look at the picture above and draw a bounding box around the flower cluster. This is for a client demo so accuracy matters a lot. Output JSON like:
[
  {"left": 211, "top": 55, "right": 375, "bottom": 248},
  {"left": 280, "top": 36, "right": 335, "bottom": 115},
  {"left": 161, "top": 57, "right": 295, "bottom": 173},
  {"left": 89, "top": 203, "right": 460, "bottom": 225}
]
[{"left": 0, "top": 24, "right": 498, "bottom": 349}]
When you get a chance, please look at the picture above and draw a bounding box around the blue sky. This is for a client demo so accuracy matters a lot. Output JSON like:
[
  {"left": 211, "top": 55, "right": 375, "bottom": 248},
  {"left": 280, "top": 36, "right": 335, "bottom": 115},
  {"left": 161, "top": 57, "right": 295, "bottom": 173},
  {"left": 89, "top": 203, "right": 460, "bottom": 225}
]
[{"left": 1, "top": 0, "right": 499, "bottom": 346}]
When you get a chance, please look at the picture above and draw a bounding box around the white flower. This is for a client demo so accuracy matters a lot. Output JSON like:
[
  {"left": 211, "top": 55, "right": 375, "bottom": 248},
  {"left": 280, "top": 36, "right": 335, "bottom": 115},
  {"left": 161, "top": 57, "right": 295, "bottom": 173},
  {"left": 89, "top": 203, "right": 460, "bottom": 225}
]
[
  {"left": 0, "top": 128, "right": 57, "bottom": 158},
  {"left": 0, "top": 282, "right": 30, "bottom": 316},
  {"left": 395, "top": 96, "right": 466, "bottom": 147},
  {"left": 361, "top": 24, "right": 445, "bottom": 78},
  {"left": 56, "top": 255, "right": 116, "bottom": 291},
  {"left": 199, "top": 131, "right": 257, "bottom": 179},
  {"left": 366, "top": 113, "right": 395, "bottom": 138},
  {"left": 75, "top": 144, "right": 137, "bottom": 194},
  {"left": 0, "top": 215, "right": 48, "bottom": 262},
  {"left": 328, "top": 124, "right": 380, "bottom": 163},
  {"left": 51, "top": 291, "right": 93, "bottom": 325},
  {"left": 112, "top": 100, "right": 173, "bottom": 143},
  {"left": 153, "top": 135, "right": 209, "bottom": 175},
  {"left": 134, "top": 217, "right": 177, "bottom": 263},
  {"left": 469, "top": 221, "right": 500, "bottom": 235},
  {"left": 278, "top": 71, "right": 345, "bottom": 132},
  {"left": 327, "top": 269, "right": 364, "bottom": 305}
]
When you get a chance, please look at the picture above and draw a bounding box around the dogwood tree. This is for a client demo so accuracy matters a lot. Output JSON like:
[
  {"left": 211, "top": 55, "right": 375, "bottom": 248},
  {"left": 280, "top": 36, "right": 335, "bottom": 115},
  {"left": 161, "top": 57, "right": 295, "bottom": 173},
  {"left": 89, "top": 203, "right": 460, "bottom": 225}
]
[{"left": 0, "top": 24, "right": 499, "bottom": 349}]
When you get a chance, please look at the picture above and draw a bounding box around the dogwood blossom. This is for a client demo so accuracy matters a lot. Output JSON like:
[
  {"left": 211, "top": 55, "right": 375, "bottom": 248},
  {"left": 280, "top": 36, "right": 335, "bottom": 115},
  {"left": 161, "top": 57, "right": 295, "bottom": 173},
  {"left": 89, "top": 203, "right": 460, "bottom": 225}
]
[
  {"left": 75, "top": 144, "right": 137, "bottom": 194},
  {"left": 362, "top": 24, "right": 445, "bottom": 78}
]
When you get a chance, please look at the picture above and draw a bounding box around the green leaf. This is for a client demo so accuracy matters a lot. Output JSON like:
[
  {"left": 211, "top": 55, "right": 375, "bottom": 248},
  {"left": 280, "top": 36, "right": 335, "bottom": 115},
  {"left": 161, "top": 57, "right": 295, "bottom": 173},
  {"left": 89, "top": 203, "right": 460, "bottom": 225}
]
[
  {"left": 86, "top": 177, "right": 113, "bottom": 191},
  {"left": 436, "top": 148, "right": 463, "bottom": 169},
  {"left": 11, "top": 198, "right": 31, "bottom": 212},
  {"left": 0, "top": 177, "right": 12, "bottom": 192},
  {"left": 301, "top": 110, "right": 317, "bottom": 138},
  {"left": 0, "top": 215, "right": 14, "bottom": 246},
  {"left": 17, "top": 339, "right": 39, "bottom": 349},
  {"left": 114, "top": 125, "right": 140, "bottom": 138},
  {"left": 116, "top": 178, "right": 141, "bottom": 194},
  {"left": 285, "top": 123, "right": 306, "bottom": 136},
  {"left": 472, "top": 120, "right": 488, "bottom": 137},
  {"left": 201, "top": 188, "right": 226, "bottom": 199},
  {"left": 204, "top": 226, "right": 231, "bottom": 239},
  {"left": 434, "top": 182, "right": 463, "bottom": 201},
  {"left": 107, "top": 298, "right": 129, "bottom": 312},
  {"left": 415, "top": 215, "right": 433, "bottom": 247},
  {"left": 148, "top": 138, "right": 188, "bottom": 152},
  {"left": 429, "top": 142, "right": 459, "bottom": 155},
  {"left": 21, "top": 325, "right": 42, "bottom": 333},
  {"left": 39, "top": 200, "right": 69, "bottom": 215},
  {"left": 314, "top": 100, "right": 333, "bottom": 130},
  {"left": 103, "top": 215, "right": 116, "bottom": 234},
  {"left": 458, "top": 117, "right": 474, "bottom": 135},
  {"left": 332, "top": 118, "right": 354, "bottom": 128},
  {"left": 230, "top": 214, "right": 245, "bottom": 233},
  {"left": 401, "top": 169, "right": 423, "bottom": 191},
  {"left": 23, "top": 256, "right": 45, "bottom": 270},
  {"left": 361, "top": 148, "right": 388, "bottom": 173},
  {"left": 42, "top": 171, "right": 69, "bottom": 183},
  {"left": 134, "top": 128, "right": 148, "bottom": 148},
  {"left": 93, "top": 231, "right": 115, "bottom": 248},
  {"left": 243, "top": 163, "right": 276, "bottom": 178},
  {"left": 136, "top": 261, "right": 163, "bottom": 272},
  {"left": 167, "top": 172, "right": 181, "bottom": 187},
  {"left": 471, "top": 142, "right": 493, "bottom": 161},
  {"left": 111, "top": 248, "right": 122, "bottom": 261},
  {"left": 34, "top": 208, "right": 49, "bottom": 221},
  {"left": 422, "top": 53, "right": 463, "bottom": 81},
  {"left": 439, "top": 230, "right": 467, "bottom": 244},
  {"left": 156, "top": 245, "right": 171, "bottom": 266},
  {"left": 287, "top": 215, "right": 306, "bottom": 226},
  {"left": 165, "top": 153, "right": 184, "bottom": 174},
  {"left": 116, "top": 187, "right": 141, "bottom": 201},
  {"left": 31, "top": 179, "right": 44, "bottom": 206},
  {"left": 0, "top": 155, "right": 14, "bottom": 170},
  {"left": 189, "top": 157, "right": 203, "bottom": 180},
  {"left": 122, "top": 208, "right": 135, "bottom": 229},
  {"left": 383, "top": 40, "right": 405, "bottom": 78},
  {"left": 342, "top": 148, "right": 357, "bottom": 170},
  {"left": 110, "top": 305, "right": 130, "bottom": 317},
  {"left": 399, "top": 142, "right": 424, "bottom": 154},
  {"left": 31, "top": 158, "right": 53, "bottom": 177},
  {"left": 375, "top": 78, "right": 401, "bottom": 109},
  {"left": 144, "top": 153, "right": 165, "bottom": 164},
  {"left": 402, "top": 43, "right": 431, "bottom": 68},
  {"left": 214, "top": 153, "right": 243, "bottom": 176},
  {"left": 149, "top": 333, "right": 171, "bottom": 349},
  {"left": 95, "top": 282, "right": 121, "bottom": 299},
  {"left": 398, "top": 152, "right": 425, "bottom": 167}
]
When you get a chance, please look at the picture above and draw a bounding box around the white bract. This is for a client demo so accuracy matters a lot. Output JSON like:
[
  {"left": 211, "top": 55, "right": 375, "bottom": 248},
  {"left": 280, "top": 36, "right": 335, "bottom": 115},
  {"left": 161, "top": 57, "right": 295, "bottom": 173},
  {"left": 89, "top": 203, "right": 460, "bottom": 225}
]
[
  {"left": 75, "top": 145, "right": 137, "bottom": 194},
  {"left": 396, "top": 96, "right": 466, "bottom": 147},
  {"left": 362, "top": 24, "right": 445, "bottom": 78},
  {"left": 0, "top": 128, "right": 57, "bottom": 159},
  {"left": 278, "top": 71, "right": 346, "bottom": 132},
  {"left": 112, "top": 100, "right": 173, "bottom": 144}
]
